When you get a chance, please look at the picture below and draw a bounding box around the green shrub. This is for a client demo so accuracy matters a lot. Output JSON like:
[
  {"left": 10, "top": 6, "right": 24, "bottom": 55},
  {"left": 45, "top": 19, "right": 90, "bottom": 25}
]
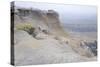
[{"left": 16, "top": 23, "right": 35, "bottom": 34}]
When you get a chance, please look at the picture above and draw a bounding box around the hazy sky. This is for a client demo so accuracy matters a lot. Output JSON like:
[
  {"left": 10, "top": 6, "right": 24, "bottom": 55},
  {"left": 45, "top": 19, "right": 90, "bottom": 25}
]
[{"left": 15, "top": 1, "right": 97, "bottom": 24}]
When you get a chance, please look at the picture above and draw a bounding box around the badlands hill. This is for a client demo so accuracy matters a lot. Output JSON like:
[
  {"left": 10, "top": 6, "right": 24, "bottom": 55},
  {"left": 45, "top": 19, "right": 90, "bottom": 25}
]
[
  {"left": 14, "top": 7, "right": 67, "bottom": 37},
  {"left": 12, "top": 7, "right": 97, "bottom": 66}
]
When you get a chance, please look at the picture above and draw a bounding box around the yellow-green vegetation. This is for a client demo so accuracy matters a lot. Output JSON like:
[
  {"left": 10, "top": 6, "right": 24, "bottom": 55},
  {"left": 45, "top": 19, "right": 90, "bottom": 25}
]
[{"left": 16, "top": 23, "right": 35, "bottom": 34}]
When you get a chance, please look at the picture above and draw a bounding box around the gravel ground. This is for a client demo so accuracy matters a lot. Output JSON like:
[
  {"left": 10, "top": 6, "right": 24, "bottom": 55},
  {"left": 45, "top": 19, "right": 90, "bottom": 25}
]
[{"left": 14, "top": 30, "right": 97, "bottom": 66}]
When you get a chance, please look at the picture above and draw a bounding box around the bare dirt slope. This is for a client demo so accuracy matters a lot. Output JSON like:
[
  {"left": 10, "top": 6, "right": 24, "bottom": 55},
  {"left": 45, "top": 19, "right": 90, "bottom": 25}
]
[{"left": 13, "top": 7, "right": 97, "bottom": 66}]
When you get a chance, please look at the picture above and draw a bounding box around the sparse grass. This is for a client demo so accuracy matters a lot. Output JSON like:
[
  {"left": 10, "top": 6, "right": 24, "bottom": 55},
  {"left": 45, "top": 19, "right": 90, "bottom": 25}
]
[{"left": 16, "top": 23, "right": 35, "bottom": 34}]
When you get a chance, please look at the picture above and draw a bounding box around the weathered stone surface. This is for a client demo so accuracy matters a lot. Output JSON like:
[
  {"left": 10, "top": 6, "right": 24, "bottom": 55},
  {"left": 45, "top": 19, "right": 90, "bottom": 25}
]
[{"left": 13, "top": 7, "right": 97, "bottom": 66}]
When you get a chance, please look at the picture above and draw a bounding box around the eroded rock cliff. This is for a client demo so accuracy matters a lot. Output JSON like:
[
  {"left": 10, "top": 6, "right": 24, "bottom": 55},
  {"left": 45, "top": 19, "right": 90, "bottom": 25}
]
[{"left": 12, "top": 7, "right": 97, "bottom": 66}]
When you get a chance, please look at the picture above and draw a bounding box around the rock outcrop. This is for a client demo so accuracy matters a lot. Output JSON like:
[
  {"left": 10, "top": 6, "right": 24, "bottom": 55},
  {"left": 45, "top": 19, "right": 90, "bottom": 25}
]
[
  {"left": 12, "top": 7, "right": 97, "bottom": 66},
  {"left": 14, "top": 7, "right": 67, "bottom": 37}
]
